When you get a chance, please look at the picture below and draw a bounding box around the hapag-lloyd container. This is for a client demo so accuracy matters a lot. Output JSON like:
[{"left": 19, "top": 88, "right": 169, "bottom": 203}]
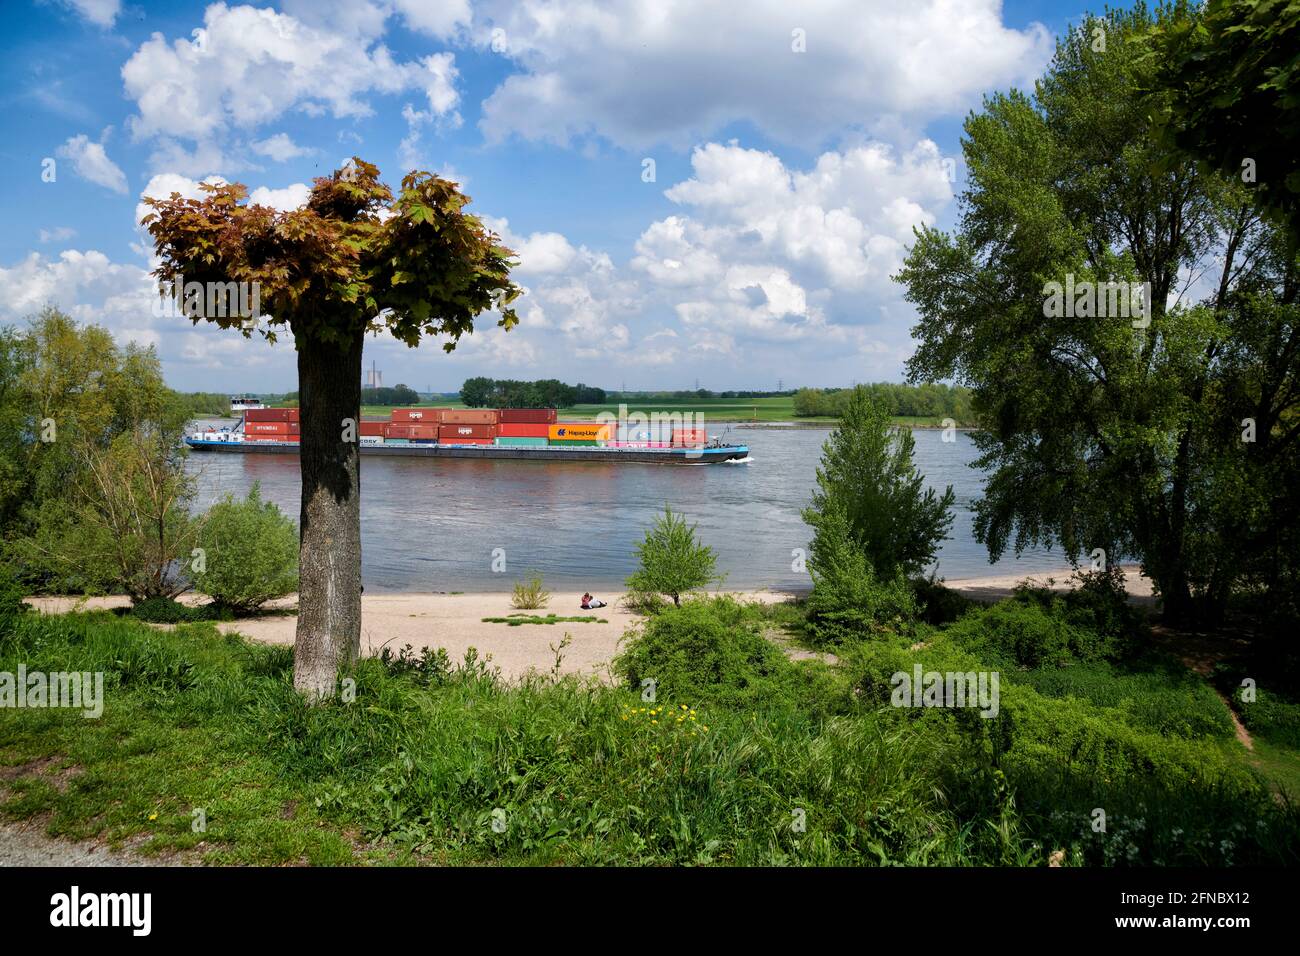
[
  {"left": 497, "top": 408, "right": 557, "bottom": 424},
  {"left": 443, "top": 409, "right": 498, "bottom": 425},
  {"left": 548, "top": 423, "right": 612, "bottom": 441},
  {"left": 391, "top": 408, "right": 447, "bottom": 423},
  {"left": 498, "top": 422, "right": 550, "bottom": 438}
]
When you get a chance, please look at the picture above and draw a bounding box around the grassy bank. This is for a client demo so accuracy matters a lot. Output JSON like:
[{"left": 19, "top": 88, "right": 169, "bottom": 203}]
[{"left": 2, "top": 591, "right": 1295, "bottom": 866}]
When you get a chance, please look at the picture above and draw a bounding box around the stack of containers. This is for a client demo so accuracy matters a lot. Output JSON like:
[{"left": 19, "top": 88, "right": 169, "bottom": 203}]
[
  {"left": 496, "top": 407, "right": 556, "bottom": 446},
  {"left": 439, "top": 408, "right": 498, "bottom": 445},
  {"left": 359, "top": 420, "right": 386, "bottom": 445},
  {"left": 244, "top": 407, "right": 300, "bottom": 442},
  {"left": 548, "top": 422, "right": 612, "bottom": 447}
]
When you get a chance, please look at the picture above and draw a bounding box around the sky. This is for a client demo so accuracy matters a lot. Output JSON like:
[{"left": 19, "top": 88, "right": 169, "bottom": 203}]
[{"left": 0, "top": 0, "right": 1091, "bottom": 394}]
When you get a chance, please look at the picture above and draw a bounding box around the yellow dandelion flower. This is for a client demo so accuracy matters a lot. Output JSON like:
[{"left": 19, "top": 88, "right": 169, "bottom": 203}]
[{"left": 148, "top": 813, "right": 158, "bottom": 821}]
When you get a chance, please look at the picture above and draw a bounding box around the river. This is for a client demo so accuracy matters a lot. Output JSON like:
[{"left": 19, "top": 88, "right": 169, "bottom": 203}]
[{"left": 186, "top": 423, "right": 1065, "bottom": 593}]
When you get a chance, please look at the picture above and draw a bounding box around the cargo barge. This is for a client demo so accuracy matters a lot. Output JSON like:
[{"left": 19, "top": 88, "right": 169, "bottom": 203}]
[{"left": 185, "top": 399, "right": 750, "bottom": 465}]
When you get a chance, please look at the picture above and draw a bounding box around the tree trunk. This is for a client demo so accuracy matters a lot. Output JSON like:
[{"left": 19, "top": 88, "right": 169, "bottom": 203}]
[{"left": 293, "top": 329, "right": 364, "bottom": 701}]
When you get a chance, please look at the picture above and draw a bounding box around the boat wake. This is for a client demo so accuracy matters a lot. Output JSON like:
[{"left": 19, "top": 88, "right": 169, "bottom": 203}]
[{"left": 723, "top": 455, "right": 754, "bottom": 465}]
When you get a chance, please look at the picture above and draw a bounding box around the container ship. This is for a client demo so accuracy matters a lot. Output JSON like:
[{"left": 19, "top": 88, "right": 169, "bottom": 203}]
[{"left": 186, "top": 399, "right": 750, "bottom": 464}]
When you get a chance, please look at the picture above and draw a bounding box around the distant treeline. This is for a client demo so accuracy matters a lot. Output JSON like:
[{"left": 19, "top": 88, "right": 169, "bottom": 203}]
[
  {"left": 793, "top": 384, "right": 975, "bottom": 422},
  {"left": 360, "top": 385, "right": 419, "bottom": 406},
  {"left": 608, "top": 389, "right": 796, "bottom": 401},
  {"left": 459, "top": 377, "right": 606, "bottom": 408}
]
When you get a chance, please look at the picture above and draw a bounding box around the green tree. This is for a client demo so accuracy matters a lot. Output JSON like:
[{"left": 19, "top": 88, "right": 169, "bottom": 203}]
[
  {"left": 194, "top": 484, "right": 298, "bottom": 613},
  {"left": 459, "top": 376, "right": 495, "bottom": 407},
  {"left": 626, "top": 506, "right": 722, "bottom": 606},
  {"left": 144, "top": 159, "right": 520, "bottom": 699},
  {"left": 1144, "top": 0, "right": 1300, "bottom": 237},
  {"left": 895, "top": 5, "right": 1300, "bottom": 622},
  {"left": 803, "top": 387, "right": 954, "bottom": 579}
]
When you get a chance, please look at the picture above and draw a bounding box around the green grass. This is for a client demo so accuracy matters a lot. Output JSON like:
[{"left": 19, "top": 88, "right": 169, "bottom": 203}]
[
  {"left": 2, "top": 602, "right": 1295, "bottom": 866},
  {"left": 480, "top": 614, "right": 606, "bottom": 626}
]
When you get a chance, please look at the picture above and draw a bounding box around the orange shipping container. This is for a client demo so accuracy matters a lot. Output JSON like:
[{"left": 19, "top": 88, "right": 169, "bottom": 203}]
[
  {"left": 672, "top": 428, "right": 707, "bottom": 446},
  {"left": 549, "top": 423, "right": 612, "bottom": 441},
  {"left": 443, "top": 409, "right": 499, "bottom": 425}
]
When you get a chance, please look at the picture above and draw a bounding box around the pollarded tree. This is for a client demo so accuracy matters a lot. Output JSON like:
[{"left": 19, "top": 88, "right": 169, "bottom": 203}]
[{"left": 143, "top": 159, "right": 520, "bottom": 699}]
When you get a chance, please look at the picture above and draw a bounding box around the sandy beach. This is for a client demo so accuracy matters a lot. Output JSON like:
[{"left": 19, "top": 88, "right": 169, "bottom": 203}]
[{"left": 23, "top": 566, "right": 1153, "bottom": 682}]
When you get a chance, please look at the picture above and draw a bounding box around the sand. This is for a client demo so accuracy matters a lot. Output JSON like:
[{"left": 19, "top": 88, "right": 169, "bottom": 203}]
[{"left": 22, "top": 566, "right": 1154, "bottom": 682}]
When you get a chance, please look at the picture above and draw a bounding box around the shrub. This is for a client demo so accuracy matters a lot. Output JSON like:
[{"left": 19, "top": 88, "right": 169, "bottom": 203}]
[
  {"left": 511, "top": 573, "right": 551, "bottom": 610},
  {"left": 1234, "top": 687, "right": 1300, "bottom": 748},
  {"left": 612, "top": 597, "right": 792, "bottom": 707},
  {"left": 805, "top": 505, "right": 919, "bottom": 645},
  {"left": 945, "top": 599, "right": 1118, "bottom": 669},
  {"left": 625, "top": 506, "right": 722, "bottom": 606},
  {"left": 0, "top": 563, "right": 28, "bottom": 621},
  {"left": 131, "top": 596, "right": 220, "bottom": 624},
  {"left": 913, "top": 575, "right": 975, "bottom": 626},
  {"left": 193, "top": 484, "right": 298, "bottom": 613},
  {"left": 1013, "top": 566, "right": 1147, "bottom": 649}
]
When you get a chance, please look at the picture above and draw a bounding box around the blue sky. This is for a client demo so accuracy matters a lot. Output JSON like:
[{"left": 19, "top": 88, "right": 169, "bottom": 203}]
[{"left": 0, "top": 1, "right": 1093, "bottom": 393}]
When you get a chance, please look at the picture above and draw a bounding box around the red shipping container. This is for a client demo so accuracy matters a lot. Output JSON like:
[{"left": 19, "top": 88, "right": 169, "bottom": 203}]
[
  {"left": 439, "top": 423, "right": 496, "bottom": 441},
  {"left": 497, "top": 408, "right": 557, "bottom": 424},
  {"left": 359, "top": 420, "right": 386, "bottom": 436},
  {"left": 385, "top": 423, "right": 439, "bottom": 440},
  {"left": 497, "top": 422, "right": 550, "bottom": 438},
  {"left": 672, "top": 428, "right": 707, "bottom": 446},
  {"left": 391, "top": 408, "right": 446, "bottom": 423},
  {"left": 245, "top": 407, "right": 295, "bottom": 422},
  {"left": 443, "top": 409, "right": 498, "bottom": 425},
  {"left": 247, "top": 421, "right": 299, "bottom": 434}
]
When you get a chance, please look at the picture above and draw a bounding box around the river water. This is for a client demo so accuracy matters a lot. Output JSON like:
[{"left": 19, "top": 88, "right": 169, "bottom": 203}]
[{"left": 186, "top": 423, "right": 1064, "bottom": 593}]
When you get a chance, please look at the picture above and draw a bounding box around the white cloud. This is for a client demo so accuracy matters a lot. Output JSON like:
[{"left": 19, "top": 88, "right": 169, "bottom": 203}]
[
  {"left": 248, "top": 183, "right": 311, "bottom": 211},
  {"left": 39, "top": 227, "right": 77, "bottom": 243},
  {"left": 59, "top": 0, "right": 120, "bottom": 28},
  {"left": 251, "top": 133, "right": 311, "bottom": 162},
  {"left": 55, "top": 133, "right": 128, "bottom": 193},
  {"left": 122, "top": 4, "right": 464, "bottom": 172},
  {"left": 472, "top": 0, "right": 1052, "bottom": 149}
]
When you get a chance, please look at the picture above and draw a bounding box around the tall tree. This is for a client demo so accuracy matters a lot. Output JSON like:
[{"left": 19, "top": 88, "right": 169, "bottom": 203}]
[
  {"left": 802, "top": 387, "right": 954, "bottom": 579},
  {"left": 144, "top": 160, "right": 519, "bottom": 698},
  {"left": 896, "top": 5, "right": 1299, "bottom": 622}
]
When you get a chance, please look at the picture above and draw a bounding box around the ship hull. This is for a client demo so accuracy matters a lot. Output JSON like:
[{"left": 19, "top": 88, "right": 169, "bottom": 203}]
[{"left": 185, "top": 438, "right": 749, "bottom": 464}]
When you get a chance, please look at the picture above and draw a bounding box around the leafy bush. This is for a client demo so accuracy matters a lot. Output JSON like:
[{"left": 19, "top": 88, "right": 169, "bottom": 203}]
[
  {"left": 625, "top": 506, "right": 722, "bottom": 606},
  {"left": 945, "top": 599, "right": 1119, "bottom": 669},
  {"left": 913, "top": 575, "right": 975, "bottom": 626},
  {"left": 510, "top": 573, "right": 551, "bottom": 610},
  {"left": 131, "top": 596, "right": 220, "bottom": 624},
  {"left": 0, "top": 563, "right": 28, "bottom": 621},
  {"left": 1013, "top": 566, "right": 1147, "bottom": 648},
  {"left": 1234, "top": 687, "right": 1300, "bottom": 748},
  {"left": 613, "top": 597, "right": 793, "bottom": 707},
  {"left": 193, "top": 484, "right": 298, "bottom": 613},
  {"left": 805, "top": 505, "right": 919, "bottom": 645},
  {"left": 1011, "top": 662, "right": 1234, "bottom": 740}
]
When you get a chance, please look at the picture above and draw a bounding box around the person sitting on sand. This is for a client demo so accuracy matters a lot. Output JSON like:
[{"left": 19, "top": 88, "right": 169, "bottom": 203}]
[{"left": 581, "top": 592, "right": 607, "bottom": 610}]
